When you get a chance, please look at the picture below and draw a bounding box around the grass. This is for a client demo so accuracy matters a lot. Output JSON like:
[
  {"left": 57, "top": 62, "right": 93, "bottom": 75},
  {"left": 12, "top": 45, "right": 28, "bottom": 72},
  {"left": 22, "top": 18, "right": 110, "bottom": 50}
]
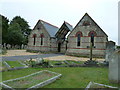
[
  {"left": 1, "top": 67, "right": 120, "bottom": 88},
  {"left": 49, "top": 61, "right": 67, "bottom": 66},
  {"left": 5, "top": 61, "right": 24, "bottom": 68},
  {"left": 49, "top": 60, "right": 85, "bottom": 66},
  {"left": 3, "top": 70, "right": 57, "bottom": 88},
  {"left": 66, "top": 60, "right": 85, "bottom": 64},
  {"left": 0, "top": 61, "right": 8, "bottom": 71}
]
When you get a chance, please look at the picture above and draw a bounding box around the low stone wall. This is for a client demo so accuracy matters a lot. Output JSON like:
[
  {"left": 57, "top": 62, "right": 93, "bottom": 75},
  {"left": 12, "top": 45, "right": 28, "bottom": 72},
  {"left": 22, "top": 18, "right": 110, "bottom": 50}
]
[
  {"left": 85, "top": 81, "right": 118, "bottom": 89},
  {"left": 1, "top": 70, "right": 62, "bottom": 89}
]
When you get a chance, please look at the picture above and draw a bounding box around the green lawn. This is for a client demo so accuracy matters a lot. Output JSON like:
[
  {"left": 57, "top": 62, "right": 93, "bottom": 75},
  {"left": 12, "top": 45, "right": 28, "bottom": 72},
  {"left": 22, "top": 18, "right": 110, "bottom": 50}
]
[
  {"left": 66, "top": 60, "right": 85, "bottom": 64},
  {"left": 49, "top": 61, "right": 67, "bottom": 66},
  {"left": 0, "top": 61, "right": 8, "bottom": 71},
  {"left": 5, "top": 61, "right": 24, "bottom": 68},
  {"left": 1, "top": 67, "right": 120, "bottom": 88},
  {"left": 49, "top": 60, "right": 85, "bottom": 66}
]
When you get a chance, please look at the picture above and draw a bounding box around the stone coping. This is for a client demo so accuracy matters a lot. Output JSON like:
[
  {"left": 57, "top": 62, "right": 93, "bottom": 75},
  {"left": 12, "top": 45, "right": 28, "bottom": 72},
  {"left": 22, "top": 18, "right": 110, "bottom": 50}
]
[
  {"left": 85, "top": 81, "right": 118, "bottom": 89},
  {"left": 1, "top": 70, "right": 62, "bottom": 89}
]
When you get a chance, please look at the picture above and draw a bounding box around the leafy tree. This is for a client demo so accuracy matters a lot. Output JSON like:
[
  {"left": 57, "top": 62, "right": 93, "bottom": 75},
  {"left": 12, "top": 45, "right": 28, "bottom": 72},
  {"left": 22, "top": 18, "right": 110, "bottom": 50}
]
[
  {"left": 0, "top": 15, "right": 9, "bottom": 44},
  {"left": 7, "top": 23, "right": 24, "bottom": 46},
  {"left": 9, "top": 16, "right": 31, "bottom": 45},
  {"left": 10, "top": 16, "right": 31, "bottom": 36}
]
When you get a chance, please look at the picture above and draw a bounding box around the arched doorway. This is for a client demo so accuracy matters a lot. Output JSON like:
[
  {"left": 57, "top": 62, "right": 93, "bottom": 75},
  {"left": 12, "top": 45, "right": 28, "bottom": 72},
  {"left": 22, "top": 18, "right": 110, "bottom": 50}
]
[{"left": 58, "top": 43, "right": 61, "bottom": 52}]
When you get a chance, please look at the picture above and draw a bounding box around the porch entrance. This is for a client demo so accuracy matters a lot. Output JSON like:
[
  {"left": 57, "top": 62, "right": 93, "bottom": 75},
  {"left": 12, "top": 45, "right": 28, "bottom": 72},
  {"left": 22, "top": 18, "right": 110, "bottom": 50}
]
[{"left": 58, "top": 43, "right": 61, "bottom": 52}]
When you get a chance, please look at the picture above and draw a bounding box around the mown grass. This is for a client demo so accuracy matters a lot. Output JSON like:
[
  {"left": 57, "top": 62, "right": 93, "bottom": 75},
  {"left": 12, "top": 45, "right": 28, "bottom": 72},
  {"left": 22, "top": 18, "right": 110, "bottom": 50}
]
[
  {"left": 66, "top": 60, "right": 85, "bottom": 64},
  {"left": 0, "top": 61, "right": 8, "bottom": 71},
  {"left": 5, "top": 61, "right": 24, "bottom": 68},
  {"left": 1, "top": 67, "right": 120, "bottom": 88},
  {"left": 49, "top": 60, "right": 85, "bottom": 66}
]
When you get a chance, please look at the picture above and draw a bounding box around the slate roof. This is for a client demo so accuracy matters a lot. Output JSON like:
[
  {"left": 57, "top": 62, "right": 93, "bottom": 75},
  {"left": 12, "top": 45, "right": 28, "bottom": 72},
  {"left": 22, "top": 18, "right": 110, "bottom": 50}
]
[
  {"left": 64, "top": 21, "right": 73, "bottom": 31},
  {"left": 40, "top": 20, "right": 59, "bottom": 37},
  {"left": 55, "top": 21, "right": 73, "bottom": 38},
  {"left": 33, "top": 20, "right": 59, "bottom": 37}
]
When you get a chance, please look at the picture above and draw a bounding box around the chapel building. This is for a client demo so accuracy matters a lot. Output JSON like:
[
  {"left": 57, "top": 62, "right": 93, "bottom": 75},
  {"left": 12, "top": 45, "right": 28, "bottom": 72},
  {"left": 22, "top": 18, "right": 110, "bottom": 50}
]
[{"left": 27, "top": 13, "right": 108, "bottom": 58}]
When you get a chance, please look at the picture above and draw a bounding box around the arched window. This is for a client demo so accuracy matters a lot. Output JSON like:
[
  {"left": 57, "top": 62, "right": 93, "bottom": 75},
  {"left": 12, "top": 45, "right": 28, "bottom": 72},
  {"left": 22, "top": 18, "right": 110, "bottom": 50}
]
[
  {"left": 88, "top": 31, "right": 97, "bottom": 46},
  {"left": 33, "top": 34, "right": 36, "bottom": 45},
  {"left": 91, "top": 33, "right": 94, "bottom": 46},
  {"left": 75, "top": 31, "right": 83, "bottom": 46},
  {"left": 40, "top": 33, "right": 44, "bottom": 45},
  {"left": 77, "top": 34, "right": 81, "bottom": 46}
]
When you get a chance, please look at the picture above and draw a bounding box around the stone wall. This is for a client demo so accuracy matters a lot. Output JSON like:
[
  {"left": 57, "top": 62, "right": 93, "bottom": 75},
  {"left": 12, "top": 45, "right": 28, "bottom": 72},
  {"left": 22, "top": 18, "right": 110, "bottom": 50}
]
[
  {"left": 66, "top": 26, "right": 108, "bottom": 58},
  {"left": 27, "top": 26, "right": 51, "bottom": 52}
]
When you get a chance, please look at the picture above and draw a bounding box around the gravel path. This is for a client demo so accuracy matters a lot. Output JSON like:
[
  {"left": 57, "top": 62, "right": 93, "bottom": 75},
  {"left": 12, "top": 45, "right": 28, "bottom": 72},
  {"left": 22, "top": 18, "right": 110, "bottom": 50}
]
[
  {"left": 1, "top": 50, "right": 105, "bottom": 61},
  {"left": 1, "top": 50, "right": 38, "bottom": 56},
  {"left": 44, "top": 55, "right": 105, "bottom": 61}
]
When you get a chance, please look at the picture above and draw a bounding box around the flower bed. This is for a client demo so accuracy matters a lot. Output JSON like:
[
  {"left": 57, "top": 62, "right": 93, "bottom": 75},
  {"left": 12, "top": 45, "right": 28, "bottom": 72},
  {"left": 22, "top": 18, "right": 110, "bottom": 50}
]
[{"left": 1, "top": 70, "right": 62, "bottom": 89}]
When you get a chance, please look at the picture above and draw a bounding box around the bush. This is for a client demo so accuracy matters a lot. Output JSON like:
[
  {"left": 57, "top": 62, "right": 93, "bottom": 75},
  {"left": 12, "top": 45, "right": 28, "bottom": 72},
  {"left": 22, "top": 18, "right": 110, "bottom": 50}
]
[
  {"left": 84, "top": 60, "right": 98, "bottom": 66},
  {"left": 26, "top": 50, "right": 39, "bottom": 53},
  {"left": 1, "top": 49, "right": 7, "bottom": 55},
  {"left": 117, "top": 46, "right": 120, "bottom": 49}
]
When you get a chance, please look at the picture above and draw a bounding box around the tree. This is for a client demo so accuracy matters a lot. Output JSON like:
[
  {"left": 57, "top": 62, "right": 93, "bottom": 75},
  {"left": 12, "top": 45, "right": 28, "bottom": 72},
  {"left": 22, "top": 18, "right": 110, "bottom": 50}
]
[
  {"left": 0, "top": 15, "right": 9, "bottom": 44},
  {"left": 10, "top": 16, "right": 31, "bottom": 36},
  {"left": 7, "top": 23, "right": 24, "bottom": 46},
  {"left": 10, "top": 16, "right": 31, "bottom": 44}
]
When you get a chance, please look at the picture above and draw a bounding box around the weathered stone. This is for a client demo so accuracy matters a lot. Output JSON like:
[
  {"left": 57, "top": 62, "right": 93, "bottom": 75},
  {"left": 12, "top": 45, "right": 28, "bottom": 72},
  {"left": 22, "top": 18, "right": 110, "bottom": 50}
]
[
  {"left": 27, "top": 13, "right": 108, "bottom": 58},
  {"left": 105, "top": 41, "right": 115, "bottom": 62},
  {"left": 109, "top": 50, "right": 120, "bottom": 83}
]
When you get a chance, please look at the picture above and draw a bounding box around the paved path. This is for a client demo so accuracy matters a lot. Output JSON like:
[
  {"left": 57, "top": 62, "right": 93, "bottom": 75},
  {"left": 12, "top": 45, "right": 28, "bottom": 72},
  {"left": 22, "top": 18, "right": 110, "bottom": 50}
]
[{"left": 1, "top": 54, "right": 64, "bottom": 61}]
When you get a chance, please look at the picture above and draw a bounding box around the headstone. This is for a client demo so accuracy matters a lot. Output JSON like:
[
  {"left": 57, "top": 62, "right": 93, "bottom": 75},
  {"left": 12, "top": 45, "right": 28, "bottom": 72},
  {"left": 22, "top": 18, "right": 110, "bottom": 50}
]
[
  {"left": 109, "top": 50, "right": 120, "bottom": 83},
  {"left": 21, "top": 44, "right": 24, "bottom": 49},
  {"left": 24, "top": 45, "right": 27, "bottom": 49},
  {"left": 105, "top": 41, "right": 115, "bottom": 62},
  {"left": 3, "top": 43, "right": 6, "bottom": 49},
  {"left": 7, "top": 44, "right": 11, "bottom": 49},
  {"left": 37, "top": 53, "right": 43, "bottom": 63}
]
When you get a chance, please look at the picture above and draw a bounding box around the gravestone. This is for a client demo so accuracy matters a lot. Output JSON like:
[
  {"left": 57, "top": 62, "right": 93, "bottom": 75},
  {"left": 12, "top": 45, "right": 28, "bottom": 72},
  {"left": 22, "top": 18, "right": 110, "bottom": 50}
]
[
  {"left": 24, "top": 45, "right": 27, "bottom": 49},
  {"left": 3, "top": 43, "right": 6, "bottom": 49},
  {"left": 7, "top": 44, "right": 11, "bottom": 49},
  {"left": 37, "top": 53, "right": 43, "bottom": 63},
  {"left": 109, "top": 50, "right": 120, "bottom": 83},
  {"left": 21, "top": 44, "right": 24, "bottom": 49},
  {"left": 105, "top": 41, "right": 115, "bottom": 62}
]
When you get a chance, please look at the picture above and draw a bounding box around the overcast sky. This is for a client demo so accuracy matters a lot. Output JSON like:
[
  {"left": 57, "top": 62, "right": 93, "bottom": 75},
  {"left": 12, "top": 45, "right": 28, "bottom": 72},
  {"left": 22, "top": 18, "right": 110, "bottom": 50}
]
[{"left": 0, "top": 0, "right": 119, "bottom": 45}]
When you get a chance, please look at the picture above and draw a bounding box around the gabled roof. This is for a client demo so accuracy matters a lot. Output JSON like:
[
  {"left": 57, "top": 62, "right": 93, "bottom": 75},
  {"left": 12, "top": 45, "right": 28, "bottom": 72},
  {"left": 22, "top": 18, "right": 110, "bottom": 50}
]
[
  {"left": 55, "top": 21, "right": 73, "bottom": 38},
  {"left": 64, "top": 21, "right": 73, "bottom": 31},
  {"left": 69, "top": 13, "right": 108, "bottom": 37},
  {"left": 33, "top": 19, "right": 59, "bottom": 37}
]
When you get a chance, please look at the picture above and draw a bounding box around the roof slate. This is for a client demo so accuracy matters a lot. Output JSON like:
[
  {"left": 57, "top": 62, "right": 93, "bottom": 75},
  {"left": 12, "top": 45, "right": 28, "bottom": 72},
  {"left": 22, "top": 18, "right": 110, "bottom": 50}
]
[
  {"left": 64, "top": 21, "right": 73, "bottom": 31},
  {"left": 40, "top": 20, "right": 59, "bottom": 37}
]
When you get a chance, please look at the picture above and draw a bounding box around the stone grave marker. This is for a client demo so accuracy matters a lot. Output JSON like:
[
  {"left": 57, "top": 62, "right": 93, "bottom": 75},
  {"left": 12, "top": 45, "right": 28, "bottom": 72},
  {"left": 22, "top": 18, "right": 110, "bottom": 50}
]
[
  {"left": 109, "top": 50, "right": 120, "bottom": 83},
  {"left": 21, "top": 44, "right": 24, "bottom": 49},
  {"left": 37, "top": 53, "right": 43, "bottom": 63},
  {"left": 105, "top": 41, "right": 115, "bottom": 62}
]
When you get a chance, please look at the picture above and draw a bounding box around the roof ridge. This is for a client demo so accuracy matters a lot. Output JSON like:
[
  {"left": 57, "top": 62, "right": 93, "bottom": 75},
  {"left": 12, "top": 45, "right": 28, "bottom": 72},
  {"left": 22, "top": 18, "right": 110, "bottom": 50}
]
[
  {"left": 40, "top": 19, "right": 59, "bottom": 29},
  {"left": 64, "top": 21, "right": 73, "bottom": 27}
]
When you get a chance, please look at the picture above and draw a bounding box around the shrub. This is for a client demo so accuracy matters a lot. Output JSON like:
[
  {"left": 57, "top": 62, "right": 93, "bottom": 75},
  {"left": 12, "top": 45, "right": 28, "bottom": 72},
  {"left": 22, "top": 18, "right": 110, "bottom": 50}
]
[
  {"left": 84, "top": 60, "right": 98, "bottom": 66},
  {"left": 1, "top": 49, "right": 7, "bottom": 55}
]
